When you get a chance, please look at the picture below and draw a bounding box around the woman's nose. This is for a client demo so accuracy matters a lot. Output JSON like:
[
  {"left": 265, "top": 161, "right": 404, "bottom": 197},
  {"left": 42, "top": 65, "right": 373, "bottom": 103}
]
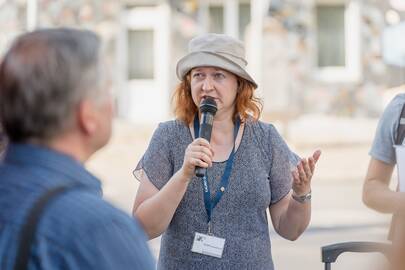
[{"left": 202, "top": 77, "right": 214, "bottom": 92}]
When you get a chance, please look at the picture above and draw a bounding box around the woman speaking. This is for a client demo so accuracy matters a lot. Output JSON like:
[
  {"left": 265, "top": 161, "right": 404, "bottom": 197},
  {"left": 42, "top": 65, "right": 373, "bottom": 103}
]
[{"left": 132, "top": 33, "right": 321, "bottom": 269}]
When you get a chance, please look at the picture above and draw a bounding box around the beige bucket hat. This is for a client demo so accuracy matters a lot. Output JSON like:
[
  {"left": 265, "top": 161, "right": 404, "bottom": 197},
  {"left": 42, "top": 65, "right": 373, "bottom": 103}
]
[{"left": 176, "top": 33, "right": 258, "bottom": 89}]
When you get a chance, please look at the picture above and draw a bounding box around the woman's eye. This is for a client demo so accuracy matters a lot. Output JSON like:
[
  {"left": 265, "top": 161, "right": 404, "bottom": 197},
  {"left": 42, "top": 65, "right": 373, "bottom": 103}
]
[
  {"left": 193, "top": 73, "right": 203, "bottom": 78},
  {"left": 214, "top": 73, "right": 225, "bottom": 79}
]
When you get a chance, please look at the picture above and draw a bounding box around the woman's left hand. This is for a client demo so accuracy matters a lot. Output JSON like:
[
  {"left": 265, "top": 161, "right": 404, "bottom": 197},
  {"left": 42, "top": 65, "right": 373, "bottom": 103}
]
[{"left": 292, "top": 150, "right": 321, "bottom": 196}]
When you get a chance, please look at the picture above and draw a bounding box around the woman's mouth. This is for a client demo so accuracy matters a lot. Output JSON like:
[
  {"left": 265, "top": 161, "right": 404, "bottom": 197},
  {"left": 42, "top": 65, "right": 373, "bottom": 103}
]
[{"left": 201, "top": 96, "right": 217, "bottom": 101}]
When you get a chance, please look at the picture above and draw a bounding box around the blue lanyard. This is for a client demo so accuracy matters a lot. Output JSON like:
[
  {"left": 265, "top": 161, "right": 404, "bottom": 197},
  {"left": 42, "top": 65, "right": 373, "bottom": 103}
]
[{"left": 193, "top": 115, "right": 240, "bottom": 226}]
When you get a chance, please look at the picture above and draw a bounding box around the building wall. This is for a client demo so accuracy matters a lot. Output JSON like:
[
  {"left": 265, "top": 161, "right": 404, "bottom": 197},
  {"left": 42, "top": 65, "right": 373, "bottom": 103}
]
[
  {"left": 0, "top": 0, "right": 403, "bottom": 122},
  {"left": 260, "top": 0, "right": 402, "bottom": 118},
  {"left": 0, "top": 0, "right": 123, "bottom": 112}
]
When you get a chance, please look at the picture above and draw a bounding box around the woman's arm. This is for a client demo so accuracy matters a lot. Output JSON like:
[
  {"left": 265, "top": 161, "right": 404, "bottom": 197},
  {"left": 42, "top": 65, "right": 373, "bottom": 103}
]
[
  {"left": 132, "top": 138, "right": 213, "bottom": 239},
  {"left": 362, "top": 157, "right": 405, "bottom": 213},
  {"left": 133, "top": 170, "right": 191, "bottom": 239},
  {"left": 269, "top": 150, "right": 320, "bottom": 241},
  {"left": 269, "top": 191, "right": 311, "bottom": 241}
]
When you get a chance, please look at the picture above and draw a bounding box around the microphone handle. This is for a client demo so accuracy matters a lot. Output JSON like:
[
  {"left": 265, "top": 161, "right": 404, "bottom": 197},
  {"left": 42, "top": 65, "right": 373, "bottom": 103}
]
[
  {"left": 199, "top": 122, "right": 213, "bottom": 142},
  {"left": 195, "top": 113, "right": 214, "bottom": 178},
  {"left": 195, "top": 167, "right": 206, "bottom": 178}
]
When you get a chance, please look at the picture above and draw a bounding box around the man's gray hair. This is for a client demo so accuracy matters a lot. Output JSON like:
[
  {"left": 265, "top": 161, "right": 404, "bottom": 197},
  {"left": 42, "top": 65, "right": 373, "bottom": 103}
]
[{"left": 0, "top": 28, "right": 104, "bottom": 143}]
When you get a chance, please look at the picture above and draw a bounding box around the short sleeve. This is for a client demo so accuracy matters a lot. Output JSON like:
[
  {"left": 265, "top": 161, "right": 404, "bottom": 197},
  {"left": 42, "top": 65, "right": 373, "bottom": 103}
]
[
  {"left": 369, "top": 94, "right": 405, "bottom": 165},
  {"left": 267, "top": 124, "right": 300, "bottom": 204},
  {"left": 133, "top": 122, "right": 174, "bottom": 190}
]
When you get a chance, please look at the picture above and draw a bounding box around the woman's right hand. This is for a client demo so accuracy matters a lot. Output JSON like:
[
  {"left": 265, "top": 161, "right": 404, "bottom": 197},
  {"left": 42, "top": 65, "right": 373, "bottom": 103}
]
[{"left": 180, "top": 138, "right": 214, "bottom": 180}]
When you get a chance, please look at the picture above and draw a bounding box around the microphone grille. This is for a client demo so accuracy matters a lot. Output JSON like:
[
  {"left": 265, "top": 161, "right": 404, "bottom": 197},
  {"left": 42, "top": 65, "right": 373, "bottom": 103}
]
[{"left": 199, "top": 97, "right": 217, "bottom": 114}]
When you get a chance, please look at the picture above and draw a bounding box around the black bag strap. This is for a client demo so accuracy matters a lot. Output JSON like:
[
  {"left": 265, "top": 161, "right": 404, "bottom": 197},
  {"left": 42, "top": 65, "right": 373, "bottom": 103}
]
[
  {"left": 14, "top": 185, "right": 73, "bottom": 270},
  {"left": 395, "top": 103, "right": 405, "bottom": 145}
]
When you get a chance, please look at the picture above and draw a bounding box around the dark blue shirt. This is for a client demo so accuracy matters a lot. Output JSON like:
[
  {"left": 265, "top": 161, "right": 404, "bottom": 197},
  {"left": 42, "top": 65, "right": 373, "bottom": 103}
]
[{"left": 0, "top": 144, "right": 155, "bottom": 270}]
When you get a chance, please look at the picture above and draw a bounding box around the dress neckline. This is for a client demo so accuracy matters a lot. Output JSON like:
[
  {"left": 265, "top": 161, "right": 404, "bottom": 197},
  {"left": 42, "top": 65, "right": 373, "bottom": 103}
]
[{"left": 186, "top": 121, "right": 247, "bottom": 163}]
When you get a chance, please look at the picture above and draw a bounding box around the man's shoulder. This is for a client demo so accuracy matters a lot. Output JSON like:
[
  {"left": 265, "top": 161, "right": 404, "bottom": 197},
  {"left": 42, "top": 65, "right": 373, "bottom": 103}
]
[
  {"left": 51, "top": 189, "right": 137, "bottom": 228},
  {"left": 35, "top": 189, "right": 155, "bottom": 269},
  {"left": 36, "top": 188, "right": 151, "bottom": 253}
]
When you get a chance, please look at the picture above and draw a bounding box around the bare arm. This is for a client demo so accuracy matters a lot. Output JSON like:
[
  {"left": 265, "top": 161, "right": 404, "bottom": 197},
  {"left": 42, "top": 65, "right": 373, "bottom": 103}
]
[
  {"left": 132, "top": 138, "right": 213, "bottom": 239},
  {"left": 132, "top": 170, "right": 190, "bottom": 239},
  {"left": 269, "top": 150, "right": 321, "bottom": 241},
  {"left": 269, "top": 191, "right": 311, "bottom": 241},
  {"left": 362, "top": 157, "right": 405, "bottom": 213}
]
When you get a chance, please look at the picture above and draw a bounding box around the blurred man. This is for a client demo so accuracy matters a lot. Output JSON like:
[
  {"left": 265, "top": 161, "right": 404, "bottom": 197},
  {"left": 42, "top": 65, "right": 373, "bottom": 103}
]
[{"left": 0, "top": 28, "right": 155, "bottom": 269}]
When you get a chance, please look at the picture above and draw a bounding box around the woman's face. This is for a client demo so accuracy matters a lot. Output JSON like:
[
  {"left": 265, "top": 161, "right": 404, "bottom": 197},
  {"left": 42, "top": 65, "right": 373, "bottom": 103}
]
[{"left": 190, "top": 66, "right": 238, "bottom": 115}]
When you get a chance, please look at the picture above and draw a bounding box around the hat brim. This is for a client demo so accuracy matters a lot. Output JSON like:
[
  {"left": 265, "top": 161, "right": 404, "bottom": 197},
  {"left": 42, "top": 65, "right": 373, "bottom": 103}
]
[{"left": 176, "top": 52, "right": 258, "bottom": 89}]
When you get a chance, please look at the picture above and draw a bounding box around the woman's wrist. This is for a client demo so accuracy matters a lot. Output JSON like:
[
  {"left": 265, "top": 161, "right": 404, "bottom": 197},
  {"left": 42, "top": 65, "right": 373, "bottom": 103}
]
[
  {"left": 292, "top": 188, "right": 311, "bottom": 197},
  {"left": 176, "top": 168, "right": 192, "bottom": 184},
  {"left": 292, "top": 189, "right": 312, "bottom": 204}
]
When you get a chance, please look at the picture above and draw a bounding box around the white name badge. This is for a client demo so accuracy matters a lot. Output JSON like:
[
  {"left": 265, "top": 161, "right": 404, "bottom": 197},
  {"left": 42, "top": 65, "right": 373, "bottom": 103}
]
[{"left": 191, "top": 232, "right": 225, "bottom": 258}]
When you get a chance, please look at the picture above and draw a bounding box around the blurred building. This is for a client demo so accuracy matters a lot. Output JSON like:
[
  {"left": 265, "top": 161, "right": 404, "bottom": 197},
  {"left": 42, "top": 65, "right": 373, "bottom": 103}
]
[{"left": 0, "top": 0, "right": 404, "bottom": 123}]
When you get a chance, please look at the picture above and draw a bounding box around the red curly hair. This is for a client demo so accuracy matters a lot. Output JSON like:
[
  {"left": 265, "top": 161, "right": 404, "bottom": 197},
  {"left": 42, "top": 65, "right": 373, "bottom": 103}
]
[{"left": 172, "top": 72, "right": 262, "bottom": 124}]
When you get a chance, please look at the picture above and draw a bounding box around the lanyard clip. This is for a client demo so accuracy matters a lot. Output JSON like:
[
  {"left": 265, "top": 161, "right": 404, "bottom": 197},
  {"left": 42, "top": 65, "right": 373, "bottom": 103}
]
[{"left": 207, "top": 221, "right": 212, "bottom": 235}]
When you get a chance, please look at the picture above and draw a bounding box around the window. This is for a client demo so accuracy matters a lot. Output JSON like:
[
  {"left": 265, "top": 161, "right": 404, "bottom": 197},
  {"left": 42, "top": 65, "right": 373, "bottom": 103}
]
[
  {"left": 203, "top": 1, "right": 250, "bottom": 39},
  {"left": 316, "top": 5, "right": 346, "bottom": 67},
  {"left": 239, "top": 3, "right": 250, "bottom": 40},
  {"left": 314, "top": 1, "right": 361, "bottom": 83},
  {"left": 127, "top": 29, "right": 154, "bottom": 79},
  {"left": 209, "top": 5, "right": 224, "bottom": 33}
]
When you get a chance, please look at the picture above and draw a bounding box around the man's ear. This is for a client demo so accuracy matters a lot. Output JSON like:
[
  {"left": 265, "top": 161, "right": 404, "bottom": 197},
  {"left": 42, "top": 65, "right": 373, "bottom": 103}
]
[{"left": 77, "top": 100, "right": 97, "bottom": 135}]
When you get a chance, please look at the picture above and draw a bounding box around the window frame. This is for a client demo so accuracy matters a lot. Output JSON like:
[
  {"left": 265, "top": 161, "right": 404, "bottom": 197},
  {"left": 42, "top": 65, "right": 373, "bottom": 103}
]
[
  {"left": 314, "top": 0, "right": 362, "bottom": 83},
  {"left": 198, "top": 0, "right": 251, "bottom": 40}
]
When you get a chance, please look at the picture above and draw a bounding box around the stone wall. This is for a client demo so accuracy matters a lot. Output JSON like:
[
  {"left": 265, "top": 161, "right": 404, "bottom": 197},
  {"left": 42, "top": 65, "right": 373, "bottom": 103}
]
[
  {"left": 261, "top": 0, "right": 402, "bottom": 117},
  {"left": 0, "top": 0, "right": 402, "bottom": 120}
]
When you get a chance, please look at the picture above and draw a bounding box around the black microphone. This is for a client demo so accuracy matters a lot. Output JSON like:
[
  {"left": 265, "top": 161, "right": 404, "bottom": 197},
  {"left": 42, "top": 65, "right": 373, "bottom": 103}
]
[{"left": 195, "top": 97, "right": 217, "bottom": 177}]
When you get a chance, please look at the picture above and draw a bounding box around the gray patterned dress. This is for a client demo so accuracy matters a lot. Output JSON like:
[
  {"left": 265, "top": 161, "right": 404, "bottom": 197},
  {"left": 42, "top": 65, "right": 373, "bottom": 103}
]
[{"left": 134, "top": 118, "right": 300, "bottom": 270}]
